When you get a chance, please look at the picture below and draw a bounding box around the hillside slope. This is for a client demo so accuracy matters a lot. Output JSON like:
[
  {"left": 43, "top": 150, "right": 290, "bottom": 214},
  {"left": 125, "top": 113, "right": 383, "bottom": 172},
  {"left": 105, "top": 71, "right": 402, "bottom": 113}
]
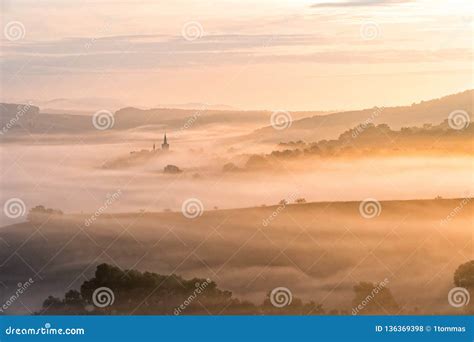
[{"left": 248, "top": 90, "right": 473, "bottom": 143}]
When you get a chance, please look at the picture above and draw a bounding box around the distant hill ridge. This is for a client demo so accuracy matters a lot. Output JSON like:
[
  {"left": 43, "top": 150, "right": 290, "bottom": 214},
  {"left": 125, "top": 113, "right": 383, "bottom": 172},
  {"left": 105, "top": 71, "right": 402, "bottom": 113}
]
[
  {"left": 248, "top": 89, "right": 473, "bottom": 142},
  {"left": 0, "top": 90, "right": 471, "bottom": 138}
]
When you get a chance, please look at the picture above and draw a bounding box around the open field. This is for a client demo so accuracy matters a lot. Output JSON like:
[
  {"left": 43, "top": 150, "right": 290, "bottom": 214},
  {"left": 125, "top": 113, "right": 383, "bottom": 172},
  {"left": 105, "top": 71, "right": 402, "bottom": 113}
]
[{"left": 0, "top": 198, "right": 471, "bottom": 314}]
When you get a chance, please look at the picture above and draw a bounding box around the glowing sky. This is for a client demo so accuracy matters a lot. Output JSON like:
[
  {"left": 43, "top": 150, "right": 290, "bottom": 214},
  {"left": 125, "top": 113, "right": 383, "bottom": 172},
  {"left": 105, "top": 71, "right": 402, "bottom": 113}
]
[{"left": 1, "top": 0, "right": 472, "bottom": 110}]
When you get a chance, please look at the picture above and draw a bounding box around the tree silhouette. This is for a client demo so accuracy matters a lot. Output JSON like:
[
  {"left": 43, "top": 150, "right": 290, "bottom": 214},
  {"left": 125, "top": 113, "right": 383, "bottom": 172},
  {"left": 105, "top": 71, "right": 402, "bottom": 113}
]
[
  {"left": 453, "top": 260, "right": 474, "bottom": 314},
  {"left": 39, "top": 263, "right": 325, "bottom": 315},
  {"left": 351, "top": 281, "right": 399, "bottom": 315},
  {"left": 27, "top": 205, "right": 63, "bottom": 223},
  {"left": 454, "top": 260, "right": 474, "bottom": 289}
]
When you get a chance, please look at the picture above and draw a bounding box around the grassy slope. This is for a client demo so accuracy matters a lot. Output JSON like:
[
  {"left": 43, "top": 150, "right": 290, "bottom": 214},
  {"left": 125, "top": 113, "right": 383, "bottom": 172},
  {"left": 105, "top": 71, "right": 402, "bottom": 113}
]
[{"left": 0, "top": 198, "right": 472, "bottom": 314}]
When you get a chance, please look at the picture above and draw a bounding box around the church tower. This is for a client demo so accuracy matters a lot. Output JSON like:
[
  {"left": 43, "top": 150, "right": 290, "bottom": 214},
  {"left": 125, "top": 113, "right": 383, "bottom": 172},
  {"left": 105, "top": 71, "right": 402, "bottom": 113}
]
[{"left": 161, "top": 133, "right": 169, "bottom": 151}]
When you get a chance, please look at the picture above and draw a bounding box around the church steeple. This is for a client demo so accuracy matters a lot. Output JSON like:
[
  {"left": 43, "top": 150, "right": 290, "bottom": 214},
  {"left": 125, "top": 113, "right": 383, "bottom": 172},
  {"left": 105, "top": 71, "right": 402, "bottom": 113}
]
[{"left": 161, "top": 133, "right": 169, "bottom": 151}]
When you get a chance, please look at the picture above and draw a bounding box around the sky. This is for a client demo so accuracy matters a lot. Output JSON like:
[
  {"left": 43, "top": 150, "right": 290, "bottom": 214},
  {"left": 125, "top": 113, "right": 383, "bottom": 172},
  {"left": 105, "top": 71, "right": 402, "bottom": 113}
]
[{"left": 0, "top": 0, "right": 473, "bottom": 111}]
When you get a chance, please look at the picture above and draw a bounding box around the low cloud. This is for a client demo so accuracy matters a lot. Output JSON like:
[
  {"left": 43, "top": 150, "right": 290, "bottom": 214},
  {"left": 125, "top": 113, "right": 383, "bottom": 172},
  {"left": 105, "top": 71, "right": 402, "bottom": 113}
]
[{"left": 1, "top": 33, "right": 470, "bottom": 76}]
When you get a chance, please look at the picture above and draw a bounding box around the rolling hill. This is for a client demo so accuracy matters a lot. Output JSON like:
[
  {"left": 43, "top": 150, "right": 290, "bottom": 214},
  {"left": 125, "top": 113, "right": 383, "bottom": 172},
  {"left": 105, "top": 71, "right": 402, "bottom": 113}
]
[{"left": 246, "top": 90, "right": 473, "bottom": 143}]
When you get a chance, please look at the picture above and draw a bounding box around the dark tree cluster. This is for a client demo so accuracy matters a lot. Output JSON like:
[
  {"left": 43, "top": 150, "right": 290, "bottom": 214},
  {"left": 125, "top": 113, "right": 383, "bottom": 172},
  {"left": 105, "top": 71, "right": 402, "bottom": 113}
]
[
  {"left": 27, "top": 205, "right": 63, "bottom": 223},
  {"left": 39, "top": 264, "right": 325, "bottom": 315},
  {"left": 39, "top": 260, "right": 473, "bottom": 315},
  {"left": 240, "top": 120, "right": 474, "bottom": 170},
  {"left": 454, "top": 260, "right": 474, "bottom": 314}
]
